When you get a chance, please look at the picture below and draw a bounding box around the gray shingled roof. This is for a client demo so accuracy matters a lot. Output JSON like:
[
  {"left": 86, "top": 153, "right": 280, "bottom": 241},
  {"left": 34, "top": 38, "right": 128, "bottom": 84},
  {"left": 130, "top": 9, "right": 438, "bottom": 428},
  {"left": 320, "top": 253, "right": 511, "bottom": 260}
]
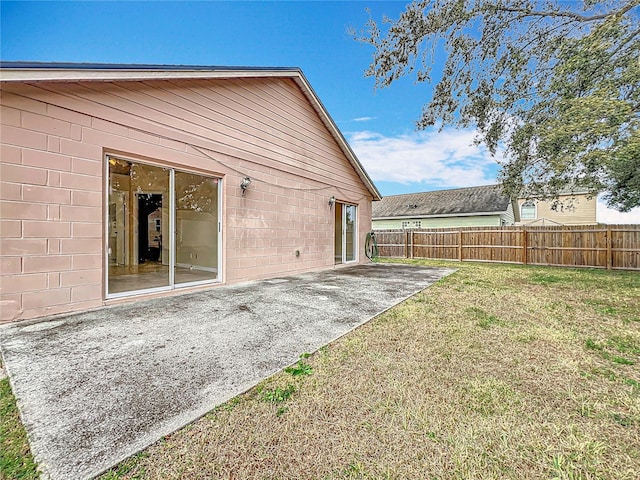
[{"left": 373, "top": 184, "right": 511, "bottom": 219}]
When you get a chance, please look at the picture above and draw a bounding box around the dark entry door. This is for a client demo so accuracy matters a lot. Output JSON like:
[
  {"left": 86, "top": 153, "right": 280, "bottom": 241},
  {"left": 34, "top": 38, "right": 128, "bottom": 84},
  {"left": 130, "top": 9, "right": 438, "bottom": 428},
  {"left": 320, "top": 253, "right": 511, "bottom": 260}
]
[{"left": 137, "top": 194, "right": 163, "bottom": 263}]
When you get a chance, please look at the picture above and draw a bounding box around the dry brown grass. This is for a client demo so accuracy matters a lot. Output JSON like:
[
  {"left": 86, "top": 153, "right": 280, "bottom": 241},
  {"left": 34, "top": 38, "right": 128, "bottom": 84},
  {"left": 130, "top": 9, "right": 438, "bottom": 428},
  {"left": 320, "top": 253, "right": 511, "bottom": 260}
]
[{"left": 102, "top": 260, "right": 640, "bottom": 480}]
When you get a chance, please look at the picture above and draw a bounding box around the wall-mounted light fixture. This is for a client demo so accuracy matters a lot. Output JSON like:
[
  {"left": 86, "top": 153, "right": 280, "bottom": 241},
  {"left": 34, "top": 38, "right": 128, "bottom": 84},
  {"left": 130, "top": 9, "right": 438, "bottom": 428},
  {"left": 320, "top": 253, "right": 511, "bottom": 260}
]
[
  {"left": 240, "top": 176, "right": 252, "bottom": 195},
  {"left": 328, "top": 195, "right": 336, "bottom": 207}
]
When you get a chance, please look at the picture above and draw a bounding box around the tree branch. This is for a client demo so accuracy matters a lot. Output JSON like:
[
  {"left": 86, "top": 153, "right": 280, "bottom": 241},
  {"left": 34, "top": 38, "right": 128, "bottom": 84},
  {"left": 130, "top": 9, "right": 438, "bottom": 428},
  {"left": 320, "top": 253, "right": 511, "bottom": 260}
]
[
  {"left": 615, "top": 27, "right": 640, "bottom": 54},
  {"left": 492, "top": 2, "right": 639, "bottom": 23}
]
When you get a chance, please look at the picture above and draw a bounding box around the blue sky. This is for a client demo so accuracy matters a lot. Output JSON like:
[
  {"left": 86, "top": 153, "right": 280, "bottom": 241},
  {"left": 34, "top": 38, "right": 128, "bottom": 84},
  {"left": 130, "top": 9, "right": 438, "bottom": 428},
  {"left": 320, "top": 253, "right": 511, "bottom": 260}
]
[{"left": 2, "top": 0, "right": 638, "bottom": 223}]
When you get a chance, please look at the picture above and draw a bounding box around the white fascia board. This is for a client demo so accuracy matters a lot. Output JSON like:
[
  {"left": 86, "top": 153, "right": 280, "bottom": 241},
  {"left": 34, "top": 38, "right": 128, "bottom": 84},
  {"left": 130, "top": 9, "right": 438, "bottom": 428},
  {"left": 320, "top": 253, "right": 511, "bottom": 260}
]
[
  {"left": 291, "top": 74, "right": 382, "bottom": 201},
  {"left": 0, "top": 69, "right": 301, "bottom": 82},
  {"left": 373, "top": 211, "right": 505, "bottom": 220},
  {"left": 517, "top": 189, "right": 591, "bottom": 199}
]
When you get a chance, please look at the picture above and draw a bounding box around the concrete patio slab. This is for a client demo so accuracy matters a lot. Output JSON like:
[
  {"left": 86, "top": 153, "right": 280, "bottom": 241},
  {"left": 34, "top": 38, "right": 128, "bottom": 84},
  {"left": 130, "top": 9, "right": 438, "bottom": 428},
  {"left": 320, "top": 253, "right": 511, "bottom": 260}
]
[{"left": 0, "top": 263, "right": 454, "bottom": 480}]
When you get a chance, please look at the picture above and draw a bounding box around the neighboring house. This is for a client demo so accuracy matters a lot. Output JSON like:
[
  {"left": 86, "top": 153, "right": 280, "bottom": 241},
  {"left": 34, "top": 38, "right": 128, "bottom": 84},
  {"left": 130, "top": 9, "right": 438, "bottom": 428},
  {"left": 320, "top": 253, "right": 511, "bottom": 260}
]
[
  {"left": 0, "top": 62, "right": 381, "bottom": 322},
  {"left": 372, "top": 184, "right": 518, "bottom": 229},
  {"left": 516, "top": 189, "right": 597, "bottom": 225}
]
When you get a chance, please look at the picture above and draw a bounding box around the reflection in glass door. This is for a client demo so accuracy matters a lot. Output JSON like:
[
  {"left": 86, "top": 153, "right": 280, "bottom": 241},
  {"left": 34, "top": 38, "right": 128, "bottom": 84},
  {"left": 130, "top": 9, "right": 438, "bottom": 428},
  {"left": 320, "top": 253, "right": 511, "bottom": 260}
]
[
  {"left": 107, "top": 157, "right": 220, "bottom": 297},
  {"left": 344, "top": 204, "right": 356, "bottom": 262},
  {"left": 108, "top": 191, "right": 126, "bottom": 266},
  {"left": 335, "top": 202, "right": 357, "bottom": 264},
  {"left": 175, "top": 172, "right": 219, "bottom": 285}
]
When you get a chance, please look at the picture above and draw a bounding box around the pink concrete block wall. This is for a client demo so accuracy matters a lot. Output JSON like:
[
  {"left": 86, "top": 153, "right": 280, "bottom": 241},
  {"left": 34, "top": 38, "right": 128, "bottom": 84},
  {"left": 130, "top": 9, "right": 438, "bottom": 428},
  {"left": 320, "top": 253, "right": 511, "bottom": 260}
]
[
  {"left": 1, "top": 77, "right": 374, "bottom": 322},
  {"left": 1, "top": 101, "right": 104, "bottom": 322},
  {"left": 223, "top": 165, "right": 340, "bottom": 284}
]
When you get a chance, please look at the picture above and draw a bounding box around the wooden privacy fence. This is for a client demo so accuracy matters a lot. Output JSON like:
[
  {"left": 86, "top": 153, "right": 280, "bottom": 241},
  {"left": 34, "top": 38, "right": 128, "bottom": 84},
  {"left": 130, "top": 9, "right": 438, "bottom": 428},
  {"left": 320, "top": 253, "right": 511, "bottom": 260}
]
[{"left": 374, "top": 225, "right": 640, "bottom": 271}]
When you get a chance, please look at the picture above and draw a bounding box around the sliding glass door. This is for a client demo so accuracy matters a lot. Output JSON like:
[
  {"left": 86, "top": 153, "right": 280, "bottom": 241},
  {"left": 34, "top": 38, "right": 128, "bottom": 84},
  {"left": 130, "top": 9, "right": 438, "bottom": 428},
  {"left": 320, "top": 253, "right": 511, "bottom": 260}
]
[
  {"left": 174, "top": 171, "right": 219, "bottom": 285},
  {"left": 335, "top": 202, "right": 357, "bottom": 264},
  {"left": 107, "top": 156, "right": 220, "bottom": 297}
]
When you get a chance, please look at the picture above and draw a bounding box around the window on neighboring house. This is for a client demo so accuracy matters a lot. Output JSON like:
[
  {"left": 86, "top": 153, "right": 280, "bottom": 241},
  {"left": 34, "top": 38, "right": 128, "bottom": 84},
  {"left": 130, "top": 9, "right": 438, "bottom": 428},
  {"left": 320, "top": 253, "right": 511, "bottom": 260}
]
[
  {"left": 521, "top": 200, "right": 536, "bottom": 220},
  {"left": 413, "top": 220, "right": 421, "bottom": 228},
  {"left": 401, "top": 221, "right": 410, "bottom": 229}
]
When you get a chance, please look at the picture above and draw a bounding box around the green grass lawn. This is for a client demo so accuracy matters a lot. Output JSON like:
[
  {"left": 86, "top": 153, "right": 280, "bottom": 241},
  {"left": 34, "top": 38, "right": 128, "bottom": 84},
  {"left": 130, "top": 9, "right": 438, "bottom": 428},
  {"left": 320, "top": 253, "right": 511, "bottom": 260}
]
[
  {"left": 0, "top": 372, "right": 38, "bottom": 479},
  {"left": 3, "top": 260, "right": 639, "bottom": 479}
]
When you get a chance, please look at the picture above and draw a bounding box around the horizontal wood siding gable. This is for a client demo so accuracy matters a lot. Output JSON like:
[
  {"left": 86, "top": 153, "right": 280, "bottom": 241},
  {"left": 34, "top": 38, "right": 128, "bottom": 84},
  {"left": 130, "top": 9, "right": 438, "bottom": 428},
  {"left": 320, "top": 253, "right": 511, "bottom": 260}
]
[
  {"left": 252, "top": 80, "right": 341, "bottom": 151},
  {"left": 4, "top": 79, "right": 366, "bottom": 195},
  {"left": 229, "top": 78, "right": 342, "bottom": 152},
  {"left": 211, "top": 78, "right": 359, "bottom": 183},
  {"left": 193, "top": 77, "right": 367, "bottom": 191},
  {"left": 102, "top": 81, "right": 302, "bottom": 163},
  {"left": 166, "top": 78, "right": 353, "bottom": 179}
]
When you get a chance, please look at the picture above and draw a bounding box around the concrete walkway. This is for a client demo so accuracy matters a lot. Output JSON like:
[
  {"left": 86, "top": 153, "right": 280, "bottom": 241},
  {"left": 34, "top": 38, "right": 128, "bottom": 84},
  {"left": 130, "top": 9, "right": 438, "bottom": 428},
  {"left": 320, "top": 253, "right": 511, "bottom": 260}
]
[{"left": 0, "top": 263, "right": 454, "bottom": 480}]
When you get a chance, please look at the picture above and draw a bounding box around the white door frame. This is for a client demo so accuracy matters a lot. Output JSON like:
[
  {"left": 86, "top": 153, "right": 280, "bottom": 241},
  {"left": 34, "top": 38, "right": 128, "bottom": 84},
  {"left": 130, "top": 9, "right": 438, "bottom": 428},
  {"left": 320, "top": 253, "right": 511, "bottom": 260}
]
[
  {"left": 105, "top": 154, "right": 222, "bottom": 299},
  {"left": 336, "top": 202, "right": 357, "bottom": 264}
]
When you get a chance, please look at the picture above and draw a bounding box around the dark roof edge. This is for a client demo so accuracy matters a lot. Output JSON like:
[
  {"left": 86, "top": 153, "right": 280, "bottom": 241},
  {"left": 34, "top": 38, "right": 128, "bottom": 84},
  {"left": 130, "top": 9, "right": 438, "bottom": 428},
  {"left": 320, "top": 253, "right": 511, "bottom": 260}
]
[{"left": 0, "top": 61, "right": 301, "bottom": 73}]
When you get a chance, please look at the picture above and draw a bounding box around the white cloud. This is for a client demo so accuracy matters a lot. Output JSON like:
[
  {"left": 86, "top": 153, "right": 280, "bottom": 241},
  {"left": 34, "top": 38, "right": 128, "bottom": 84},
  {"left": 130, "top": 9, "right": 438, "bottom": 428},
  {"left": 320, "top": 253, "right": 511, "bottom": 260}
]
[
  {"left": 349, "top": 129, "right": 640, "bottom": 226},
  {"left": 347, "top": 128, "right": 499, "bottom": 188},
  {"left": 352, "top": 116, "right": 377, "bottom": 122},
  {"left": 597, "top": 196, "right": 640, "bottom": 224}
]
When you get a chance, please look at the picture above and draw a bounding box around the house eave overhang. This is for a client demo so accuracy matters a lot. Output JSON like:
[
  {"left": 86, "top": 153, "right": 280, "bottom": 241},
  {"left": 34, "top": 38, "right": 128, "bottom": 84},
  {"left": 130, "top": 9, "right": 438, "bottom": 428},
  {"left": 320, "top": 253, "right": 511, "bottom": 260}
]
[
  {"left": 518, "top": 189, "right": 591, "bottom": 199},
  {"left": 373, "top": 211, "right": 506, "bottom": 221},
  {"left": 0, "top": 62, "right": 382, "bottom": 201},
  {"left": 291, "top": 71, "right": 381, "bottom": 201},
  {"left": 0, "top": 62, "right": 304, "bottom": 82}
]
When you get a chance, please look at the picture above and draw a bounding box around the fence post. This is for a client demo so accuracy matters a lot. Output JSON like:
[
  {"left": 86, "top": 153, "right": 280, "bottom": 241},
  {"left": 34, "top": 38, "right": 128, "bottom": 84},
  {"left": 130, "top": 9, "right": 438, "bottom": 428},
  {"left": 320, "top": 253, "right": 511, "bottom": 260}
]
[
  {"left": 405, "top": 230, "right": 409, "bottom": 258},
  {"left": 606, "top": 226, "right": 612, "bottom": 270},
  {"left": 411, "top": 231, "right": 415, "bottom": 259},
  {"left": 522, "top": 227, "right": 528, "bottom": 265},
  {"left": 458, "top": 230, "right": 463, "bottom": 262}
]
